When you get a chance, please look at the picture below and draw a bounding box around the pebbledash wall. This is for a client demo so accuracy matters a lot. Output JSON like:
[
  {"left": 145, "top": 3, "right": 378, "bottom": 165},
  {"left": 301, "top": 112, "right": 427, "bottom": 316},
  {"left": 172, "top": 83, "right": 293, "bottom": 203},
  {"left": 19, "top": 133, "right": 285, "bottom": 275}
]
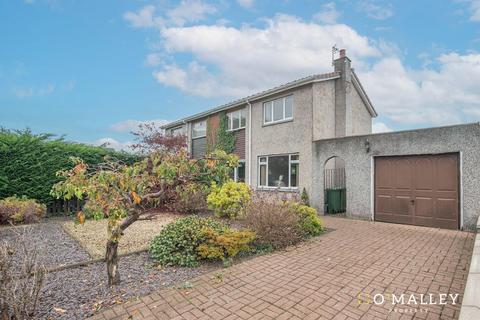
[{"left": 311, "top": 122, "right": 480, "bottom": 230}]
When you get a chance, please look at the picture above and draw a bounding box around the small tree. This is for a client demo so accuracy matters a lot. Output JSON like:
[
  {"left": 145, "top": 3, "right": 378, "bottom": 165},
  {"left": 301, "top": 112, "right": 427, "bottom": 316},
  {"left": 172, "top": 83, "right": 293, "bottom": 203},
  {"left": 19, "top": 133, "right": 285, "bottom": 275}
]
[
  {"left": 131, "top": 121, "right": 187, "bottom": 154},
  {"left": 51, "top": 149, "right": 237, "bottom": 285}
]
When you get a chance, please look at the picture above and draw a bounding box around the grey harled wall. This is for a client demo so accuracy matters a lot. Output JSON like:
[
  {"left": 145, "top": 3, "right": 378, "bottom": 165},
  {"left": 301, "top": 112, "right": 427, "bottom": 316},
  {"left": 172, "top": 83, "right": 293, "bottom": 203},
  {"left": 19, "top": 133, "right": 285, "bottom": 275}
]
[{"left": 311, "top": 123, "right": 480, "bottom": 230}]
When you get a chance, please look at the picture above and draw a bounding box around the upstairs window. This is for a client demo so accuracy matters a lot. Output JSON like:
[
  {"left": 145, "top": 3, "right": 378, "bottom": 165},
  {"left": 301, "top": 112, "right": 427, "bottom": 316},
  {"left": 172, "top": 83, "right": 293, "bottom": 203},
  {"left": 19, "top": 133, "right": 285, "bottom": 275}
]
[
  {"left": 263, "top": 95, "right": 293, "bottom": 125},
  {"left": 192, "top": 120, "right": 206, "bottom": 139},
  {"left": 227, "top": 109, "right": 246, "bottom": 131},
  {"left": 170, "top": 126, "right": 184, "bottom": 136}
]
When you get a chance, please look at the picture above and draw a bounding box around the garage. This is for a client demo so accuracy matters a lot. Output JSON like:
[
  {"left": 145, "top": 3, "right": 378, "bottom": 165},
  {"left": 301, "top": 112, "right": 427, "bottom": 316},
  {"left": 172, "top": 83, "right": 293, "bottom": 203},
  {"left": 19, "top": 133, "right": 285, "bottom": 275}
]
[{"left": 374, "top": 153, "right": 459, "bottom": 229}]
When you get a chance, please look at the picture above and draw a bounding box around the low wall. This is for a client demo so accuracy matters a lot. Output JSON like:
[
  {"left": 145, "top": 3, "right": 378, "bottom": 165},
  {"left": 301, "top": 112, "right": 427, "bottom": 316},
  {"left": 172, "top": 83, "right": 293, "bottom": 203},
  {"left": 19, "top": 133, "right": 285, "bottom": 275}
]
[
  {"left": 458, "top": 216, "right": 480, "bottom": 319},
  {"left": 311, "top": 123, "right": 480, "bottom": 230}
]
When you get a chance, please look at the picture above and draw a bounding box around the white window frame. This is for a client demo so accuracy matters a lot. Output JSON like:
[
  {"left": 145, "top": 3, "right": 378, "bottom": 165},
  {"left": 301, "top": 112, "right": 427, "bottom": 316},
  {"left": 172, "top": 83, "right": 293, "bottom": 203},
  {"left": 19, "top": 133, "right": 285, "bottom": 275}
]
[
  {"left": 263, "top": 95, "right": 293, "bottom": 125},
  {"left": 170, "top": 126, "right": 184, "bottom": 136},
  {"left": 191, "top": 120, "right": 206, "bottom": 139},
  {"left": 258, "top": 153, "right": 299, "bottom": 189},
  {"left": 227, "top": 109, "right": 246, "bottom": 131},
  {"left": 233, "top": 160, "right": 246, "bottom": 182}
]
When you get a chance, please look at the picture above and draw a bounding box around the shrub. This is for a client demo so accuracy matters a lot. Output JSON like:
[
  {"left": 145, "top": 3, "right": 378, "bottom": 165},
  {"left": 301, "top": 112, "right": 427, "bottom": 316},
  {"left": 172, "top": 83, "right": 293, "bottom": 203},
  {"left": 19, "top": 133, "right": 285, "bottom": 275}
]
[
  {"left": 0, "top": 129, "right": 138, "bottom": 205},
  {"left": 149, "top": 216, "right": 225, "bottom": 267},
  {"left": 0, "top": 196, "right": 45, "bottom": 225},
  {"left": 207, "top": 181, "right": 251, "bottom": 218},
  {"left": 301, "top": 188, "right": 310, "bottom": 206},
  {"left": 289, "top": 202, "right": 324, "bottom": 236},
  {"left": 168, "top": 183, "right": 208, "bottom": 214},
  {"left": 0, "top": 228, "right": 46, "bottom": 319},
  {"left": 244, "top": 199, "right": 304, "bottom": 249},
  {"left": 197, "top": 228, "right": 255, "bottom": 264}
]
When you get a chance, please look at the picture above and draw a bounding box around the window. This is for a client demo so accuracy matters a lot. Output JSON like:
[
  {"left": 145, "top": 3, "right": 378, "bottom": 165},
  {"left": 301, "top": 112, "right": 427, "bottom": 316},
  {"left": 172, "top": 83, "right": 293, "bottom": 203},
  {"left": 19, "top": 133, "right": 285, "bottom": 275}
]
[
  {"left": 258, "top": 154, "right": 299, "bottom": 188},
  {"left": 170, "top": 126, "right": 184, "bottom": 136},
  {"left": 227, "top": 109, "right": 246, "bottom": 131},
  {"left": 230, "top": 160, "right": 246, "bottom": 182},
  {"left": 192, "top": 120, "right": 206, "bottom": 138},
  {"left": 263, "top": 95, "right": 293, "bottom": 125}
]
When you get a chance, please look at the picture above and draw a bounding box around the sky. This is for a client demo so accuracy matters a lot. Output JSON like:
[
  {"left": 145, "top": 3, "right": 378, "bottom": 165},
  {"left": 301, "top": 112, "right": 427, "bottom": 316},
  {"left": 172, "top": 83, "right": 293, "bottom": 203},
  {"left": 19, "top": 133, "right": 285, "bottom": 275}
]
[{"left": 0, "top": 0, "right": 479, "bottom": 150}]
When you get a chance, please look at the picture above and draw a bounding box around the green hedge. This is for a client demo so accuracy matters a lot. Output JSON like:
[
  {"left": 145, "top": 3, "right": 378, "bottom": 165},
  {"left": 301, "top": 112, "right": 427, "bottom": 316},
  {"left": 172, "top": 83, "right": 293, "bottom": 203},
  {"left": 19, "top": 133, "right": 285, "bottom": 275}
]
[{"left": 0, "top": 129, "right": 139, "bottom": 204}]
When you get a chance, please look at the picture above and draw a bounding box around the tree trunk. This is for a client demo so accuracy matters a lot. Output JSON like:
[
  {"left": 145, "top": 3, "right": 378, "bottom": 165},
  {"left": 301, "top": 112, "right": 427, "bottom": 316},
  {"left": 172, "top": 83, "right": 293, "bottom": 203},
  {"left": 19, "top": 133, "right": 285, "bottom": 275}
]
[{"left": 106, "top": 240, "right": 120, "bottom": 286}]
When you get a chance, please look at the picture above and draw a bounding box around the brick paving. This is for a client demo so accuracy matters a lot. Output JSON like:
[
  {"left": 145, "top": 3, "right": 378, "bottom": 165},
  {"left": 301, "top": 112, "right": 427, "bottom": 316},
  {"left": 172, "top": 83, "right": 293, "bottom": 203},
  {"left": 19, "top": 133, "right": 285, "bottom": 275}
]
[{"left": 91, "top": 216, "right": 474, "bottom": 320}]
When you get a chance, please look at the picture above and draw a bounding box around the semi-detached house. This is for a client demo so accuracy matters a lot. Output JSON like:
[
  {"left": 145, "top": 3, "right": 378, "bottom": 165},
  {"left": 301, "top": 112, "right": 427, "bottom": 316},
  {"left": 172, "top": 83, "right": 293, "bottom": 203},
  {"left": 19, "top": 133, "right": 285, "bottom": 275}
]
[
  {"left": 164, "top": 49, "right": 480, "bottom": 231},
  {"left": 163, "top": 49, "right": 377, "bottom": 197}
]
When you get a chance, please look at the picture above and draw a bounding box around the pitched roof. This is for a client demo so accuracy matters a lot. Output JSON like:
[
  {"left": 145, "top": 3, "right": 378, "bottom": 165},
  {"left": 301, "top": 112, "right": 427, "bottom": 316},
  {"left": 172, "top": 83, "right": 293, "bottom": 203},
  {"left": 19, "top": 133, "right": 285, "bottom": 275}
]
[
  {"left": 163, "top": 69, "right": 378, "bottom": 129},
  {"left": 163, "top": 71, "right": 341, "bottom": 129}
]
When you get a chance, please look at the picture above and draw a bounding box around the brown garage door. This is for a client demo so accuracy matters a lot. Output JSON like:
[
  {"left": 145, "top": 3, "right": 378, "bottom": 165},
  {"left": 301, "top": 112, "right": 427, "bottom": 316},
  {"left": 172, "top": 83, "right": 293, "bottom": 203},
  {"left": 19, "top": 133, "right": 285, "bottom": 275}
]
[{"left": 375, "top": 153, "right": 459, "bottom": 229}]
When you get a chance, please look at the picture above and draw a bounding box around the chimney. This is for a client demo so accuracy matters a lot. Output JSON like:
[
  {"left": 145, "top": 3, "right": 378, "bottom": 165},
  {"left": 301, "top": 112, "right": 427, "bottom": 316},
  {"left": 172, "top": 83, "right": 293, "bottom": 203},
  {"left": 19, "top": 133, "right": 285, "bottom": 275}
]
[{"left": 333, "top": 48, "right": 352, "bottom": 138}]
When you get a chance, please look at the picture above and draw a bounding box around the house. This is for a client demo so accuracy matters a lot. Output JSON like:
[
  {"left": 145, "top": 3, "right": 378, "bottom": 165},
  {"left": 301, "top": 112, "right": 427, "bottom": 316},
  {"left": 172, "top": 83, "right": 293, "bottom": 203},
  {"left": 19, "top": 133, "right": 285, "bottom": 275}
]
[
  {"left": 163, "top": 49, "right": 377, "bottom": 197},
  {"left": 163, "top": 49, "right": 480, "bottom": 231}
]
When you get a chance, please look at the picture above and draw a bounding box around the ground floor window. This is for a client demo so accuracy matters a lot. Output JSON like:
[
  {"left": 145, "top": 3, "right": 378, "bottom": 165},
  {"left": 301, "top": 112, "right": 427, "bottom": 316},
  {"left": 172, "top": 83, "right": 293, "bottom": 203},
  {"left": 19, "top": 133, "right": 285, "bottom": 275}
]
[
  {"left": 258, "top": 154, "right": 299, "bottom": 188},
  {"left": 230, "top": 160, "right": 246, "bottom": 183}
]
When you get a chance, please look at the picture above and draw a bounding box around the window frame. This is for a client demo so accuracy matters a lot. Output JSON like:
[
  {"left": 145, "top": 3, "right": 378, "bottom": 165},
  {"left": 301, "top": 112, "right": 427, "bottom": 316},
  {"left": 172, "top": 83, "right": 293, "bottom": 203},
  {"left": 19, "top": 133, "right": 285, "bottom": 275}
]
[
  {"left": 258, "top": 153, "right": 299, "bottom": 189},
  {"left": 263, "top": 95, "right": 293, "bottom": 125},
  {"left": 233, "top": 160, "right": 246, "bottom": 182},
  {"left": 227, "top": 109, "right": 247, "bottom": 131},
  {"left": 170, "top": 125, "right": 184, "bottom": 136},
  {"left": 191, "top": 120, "right": 207, "bottom": 139}
]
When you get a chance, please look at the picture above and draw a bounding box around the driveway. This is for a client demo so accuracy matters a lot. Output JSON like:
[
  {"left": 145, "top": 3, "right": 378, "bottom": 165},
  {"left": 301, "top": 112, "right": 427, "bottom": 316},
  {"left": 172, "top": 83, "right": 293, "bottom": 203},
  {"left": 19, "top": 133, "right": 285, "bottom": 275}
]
[{"left": 91, "top": 216, "right": 474, "bottom": 320}]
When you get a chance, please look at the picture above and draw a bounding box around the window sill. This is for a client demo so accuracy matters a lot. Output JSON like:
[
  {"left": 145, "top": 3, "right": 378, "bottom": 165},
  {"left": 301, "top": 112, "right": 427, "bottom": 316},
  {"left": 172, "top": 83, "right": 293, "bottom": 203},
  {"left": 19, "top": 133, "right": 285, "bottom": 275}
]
[
  {"left": 226, "top": 127, "right": 246, "bottom": 133},
  {"left": 256, "top": 187, "right": 299, "bottom": 193},
  {"left": 262, "top": 118, "right": 293, "bottom": 127}
]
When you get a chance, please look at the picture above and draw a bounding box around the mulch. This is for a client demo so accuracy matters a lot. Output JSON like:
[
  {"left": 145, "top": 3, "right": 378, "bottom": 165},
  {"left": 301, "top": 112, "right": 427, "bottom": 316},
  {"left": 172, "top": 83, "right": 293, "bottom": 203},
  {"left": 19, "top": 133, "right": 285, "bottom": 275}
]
[{"left": 0, "top": 219, "right": 220, "bottom": 320}]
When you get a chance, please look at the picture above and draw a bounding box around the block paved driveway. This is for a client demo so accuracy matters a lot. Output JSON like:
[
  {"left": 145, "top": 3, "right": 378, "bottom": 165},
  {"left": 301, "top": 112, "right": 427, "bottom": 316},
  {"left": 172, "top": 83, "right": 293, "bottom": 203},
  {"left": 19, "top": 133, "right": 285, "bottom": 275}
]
[{"left": 92, "top": 216, "right": 474, "bottom": 320}]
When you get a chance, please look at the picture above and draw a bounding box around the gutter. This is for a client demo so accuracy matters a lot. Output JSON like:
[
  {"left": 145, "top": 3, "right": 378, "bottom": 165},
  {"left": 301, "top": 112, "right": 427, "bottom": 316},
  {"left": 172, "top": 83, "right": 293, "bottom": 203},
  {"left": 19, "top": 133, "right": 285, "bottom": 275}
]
[
  {"left": 162, "top": 73, "right": 340, "bottom": 130},
  {"left": 247, "top": 99, "right": 252, "bottom": 186}
]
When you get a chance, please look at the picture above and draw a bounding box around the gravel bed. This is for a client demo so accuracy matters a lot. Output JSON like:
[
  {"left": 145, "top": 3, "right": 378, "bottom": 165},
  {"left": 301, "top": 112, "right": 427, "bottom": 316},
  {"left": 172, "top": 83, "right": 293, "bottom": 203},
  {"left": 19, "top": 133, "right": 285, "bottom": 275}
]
[
  {"left": 0, "top": 220, "right": 91, "bottom": 269},
  {"left": 61, "top": 214, "right": 177, "bottom": 258},
  {"left": 38, "top": 252, "right": 220, "bottom": 319}
]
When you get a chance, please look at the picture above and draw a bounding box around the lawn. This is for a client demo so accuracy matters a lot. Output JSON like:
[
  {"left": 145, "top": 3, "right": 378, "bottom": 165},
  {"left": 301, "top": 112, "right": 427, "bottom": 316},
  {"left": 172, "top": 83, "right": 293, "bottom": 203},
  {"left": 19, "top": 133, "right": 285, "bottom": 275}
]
[{"left": 60, "top": 213, "right": 178, "bottom": 258}]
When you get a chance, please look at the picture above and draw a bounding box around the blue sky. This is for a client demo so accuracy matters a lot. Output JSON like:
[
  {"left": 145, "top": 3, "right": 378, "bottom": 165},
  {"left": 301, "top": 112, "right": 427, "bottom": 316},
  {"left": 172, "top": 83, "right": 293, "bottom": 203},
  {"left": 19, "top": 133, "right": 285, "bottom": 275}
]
[{"left": 1, "top": 0, "right": 479, "bottom": 150}]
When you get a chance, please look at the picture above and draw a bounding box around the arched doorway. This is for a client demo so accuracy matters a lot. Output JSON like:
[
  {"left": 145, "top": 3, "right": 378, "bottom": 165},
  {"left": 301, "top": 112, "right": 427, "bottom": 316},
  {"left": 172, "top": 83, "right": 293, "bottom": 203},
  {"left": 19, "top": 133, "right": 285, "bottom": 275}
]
[{"left": 324, "top": 156, "right": 346, "bottom": 214}]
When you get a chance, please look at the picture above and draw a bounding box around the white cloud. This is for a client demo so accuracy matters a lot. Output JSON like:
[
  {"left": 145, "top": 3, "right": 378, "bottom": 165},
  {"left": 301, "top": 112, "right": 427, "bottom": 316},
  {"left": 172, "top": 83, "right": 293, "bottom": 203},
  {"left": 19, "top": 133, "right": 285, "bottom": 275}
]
[
  {"left": 358, "top": 0, "right": 393, "bottom": 20},
  {"left": 361, "top": 53, "right": 480, "bottom": 125},
  {"left": 145, "top": 53, "right": 162, "bottom": 66},
  {"left": 123, "top": 5, "right": 161, "bottom": 28},
  {"left": 13, "top": 83, "right": 55, "bottom": 99},
  {"left": 126, "top": 7, "right": 480, "bottom": 128},
  {"left": 167, "top": 0, "right": 217, "bottom": 26},
  {"left": 93, "top": 138, "right": 133, "bottom": 152},
  {"left": 124, "top": 0, "right": 216, "bottom": 29},
  {"left": 372, "top": 122, "right": 393, "bottom": 133},
  {"left": 313, "top": 2, "right": 341, "bottom": 25},
  {"left": 155, "top": 14, "right": 379, "bottom": 97},
  {"left": 468, "top": 0, "right": 480, "bottom": 21},
  {"left": 237, "top": 0, "right": 254, "bottom": 9},
  {"left": 110, "top": 119, "right": 170, "bottom": 133}
]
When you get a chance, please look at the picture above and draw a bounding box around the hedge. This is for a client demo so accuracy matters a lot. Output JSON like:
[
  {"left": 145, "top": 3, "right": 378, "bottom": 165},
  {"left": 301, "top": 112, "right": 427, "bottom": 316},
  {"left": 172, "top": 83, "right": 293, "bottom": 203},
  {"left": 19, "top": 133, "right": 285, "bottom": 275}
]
[{"left": 0, "top": 128, "right": 139, "bottom": 204}]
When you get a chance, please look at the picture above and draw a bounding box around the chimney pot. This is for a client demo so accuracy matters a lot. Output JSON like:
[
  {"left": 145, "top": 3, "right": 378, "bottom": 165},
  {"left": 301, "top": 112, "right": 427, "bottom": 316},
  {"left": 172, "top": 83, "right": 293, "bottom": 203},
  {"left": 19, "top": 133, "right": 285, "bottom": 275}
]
[{"left": 339, "top": 49, "right": 346, "bottom": 58}]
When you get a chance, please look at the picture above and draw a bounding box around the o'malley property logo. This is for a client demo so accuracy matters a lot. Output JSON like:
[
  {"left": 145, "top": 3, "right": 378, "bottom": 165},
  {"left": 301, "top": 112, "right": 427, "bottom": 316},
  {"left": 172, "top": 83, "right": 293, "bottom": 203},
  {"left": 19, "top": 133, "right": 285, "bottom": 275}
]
[{"left": 357, "top": 292, "right": 460, "bottom": 313}]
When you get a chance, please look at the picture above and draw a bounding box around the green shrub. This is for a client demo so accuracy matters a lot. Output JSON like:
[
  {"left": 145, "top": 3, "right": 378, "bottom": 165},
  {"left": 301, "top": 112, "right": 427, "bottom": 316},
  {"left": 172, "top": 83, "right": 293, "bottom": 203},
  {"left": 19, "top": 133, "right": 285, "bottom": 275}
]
[
  {"left": 0, "top": 128, "right": 138, "bottom": 205},
  {"left": 149, "top": 216, "right": 225, "bottom": 267},
  {"left": 197, "top": 228, "right": 255, "bottom": 264},
  {"left": 289, "top": 202, "right": 323, "bottom": 236},
  {"left": 301, "top": 188, "right": 310, "bottom": 206},
  {"left": 207, "top": 181, "right": 251, "bottom": 218},
  {"left": 0, "top": 196, "right": 46, "bottom": 225}
]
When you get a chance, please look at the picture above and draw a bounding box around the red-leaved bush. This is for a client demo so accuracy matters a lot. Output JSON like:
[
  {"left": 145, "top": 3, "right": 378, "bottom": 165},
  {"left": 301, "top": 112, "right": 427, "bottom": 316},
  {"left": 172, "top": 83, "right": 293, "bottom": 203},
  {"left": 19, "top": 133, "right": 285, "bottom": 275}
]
[
  {"left": 131, "top": 122, "right": 187, "bottom": 154},
  {"left": 244, "top": 196, "right": 304, "bottom": 249}
]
